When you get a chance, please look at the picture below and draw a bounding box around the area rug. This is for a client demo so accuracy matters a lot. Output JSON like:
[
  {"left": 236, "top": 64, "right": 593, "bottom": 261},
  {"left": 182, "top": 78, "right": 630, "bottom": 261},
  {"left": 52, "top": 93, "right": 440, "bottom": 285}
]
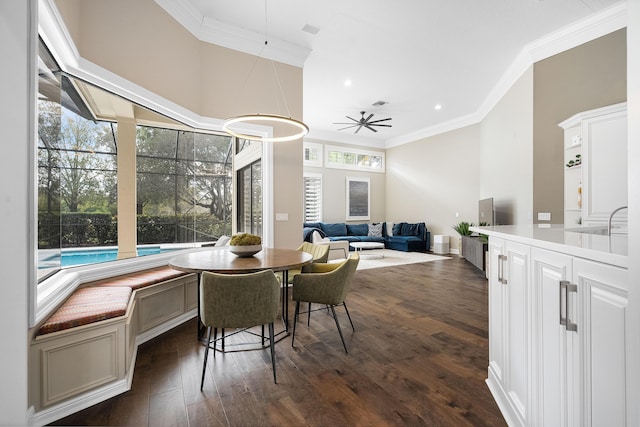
[{"left": 342, "top": 249, "right": 451, "bottom": 270}]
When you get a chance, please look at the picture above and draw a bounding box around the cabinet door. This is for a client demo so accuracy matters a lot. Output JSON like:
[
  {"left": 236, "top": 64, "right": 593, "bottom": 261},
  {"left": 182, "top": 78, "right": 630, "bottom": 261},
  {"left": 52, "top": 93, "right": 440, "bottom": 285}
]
[
  {"left": 574, "top": 258, "right": 627, "bottom": 427},
  {"left": 488, "top": 238, "right": 506, "bottom": 386},
  {"left": 531, "top": 248, "right": 573, "bottom": 427},
  {"left": 503, "top": 241, "right": 531, "bottom": 425}
]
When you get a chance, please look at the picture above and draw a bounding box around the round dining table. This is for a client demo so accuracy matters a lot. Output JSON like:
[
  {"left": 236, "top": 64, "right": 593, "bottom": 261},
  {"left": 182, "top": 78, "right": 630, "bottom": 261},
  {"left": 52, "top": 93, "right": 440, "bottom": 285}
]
[{"left": 169, "top": 247, "right": 313, "bottom": 340}]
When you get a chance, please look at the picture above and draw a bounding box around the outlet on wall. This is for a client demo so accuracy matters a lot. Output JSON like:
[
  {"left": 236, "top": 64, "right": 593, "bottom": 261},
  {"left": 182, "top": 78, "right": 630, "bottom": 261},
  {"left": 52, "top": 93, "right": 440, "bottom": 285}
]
[{"left": 537, "top": 212, "right": 551, "bottom": 221}]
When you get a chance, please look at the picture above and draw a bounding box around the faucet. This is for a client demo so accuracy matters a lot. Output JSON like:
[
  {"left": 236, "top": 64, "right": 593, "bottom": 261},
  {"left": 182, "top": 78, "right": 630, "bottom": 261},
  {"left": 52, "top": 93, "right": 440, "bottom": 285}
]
[{"left": 608, "top": 206, "right": 628, "bottom": 236}]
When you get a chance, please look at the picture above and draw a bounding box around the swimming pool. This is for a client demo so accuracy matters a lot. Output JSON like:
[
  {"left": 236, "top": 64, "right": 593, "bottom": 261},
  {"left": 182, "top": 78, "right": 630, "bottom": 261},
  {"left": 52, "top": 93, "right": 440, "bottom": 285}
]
[{"left": 39, "top": 246, "right": 183, "bottom": 268}]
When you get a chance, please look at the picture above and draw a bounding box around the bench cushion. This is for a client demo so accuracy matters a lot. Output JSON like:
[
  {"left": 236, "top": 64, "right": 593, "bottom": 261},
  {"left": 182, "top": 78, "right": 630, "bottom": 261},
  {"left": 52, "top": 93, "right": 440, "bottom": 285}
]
[
  {"left": 38, "top": 286, "right": 132, "bottom": 335},
  {"left": 92, "top": 266, "right": 188, "bottom": 290}
]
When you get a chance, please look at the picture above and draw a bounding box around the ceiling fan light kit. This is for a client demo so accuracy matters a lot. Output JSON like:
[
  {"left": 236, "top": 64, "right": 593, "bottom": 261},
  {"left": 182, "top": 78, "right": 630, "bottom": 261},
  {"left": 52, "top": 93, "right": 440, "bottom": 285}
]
[{"left": 334, "top": 111, "right": 392, "bottom": 134}]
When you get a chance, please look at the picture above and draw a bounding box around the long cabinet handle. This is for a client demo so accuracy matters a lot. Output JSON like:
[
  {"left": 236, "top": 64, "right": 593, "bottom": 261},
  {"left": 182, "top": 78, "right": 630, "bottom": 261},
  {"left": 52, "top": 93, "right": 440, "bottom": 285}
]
[
  {"left": 566, "top": 283, "right": 578, "bottom": 332},
  {"left": 498, "top": 254, "right": 508, "bottom": 285},
  {"left": 559, "top": 280, "right": 567, "bottom": 327},
  {"left": 559, "top": 280, "right": 578, "bottom": 332}
]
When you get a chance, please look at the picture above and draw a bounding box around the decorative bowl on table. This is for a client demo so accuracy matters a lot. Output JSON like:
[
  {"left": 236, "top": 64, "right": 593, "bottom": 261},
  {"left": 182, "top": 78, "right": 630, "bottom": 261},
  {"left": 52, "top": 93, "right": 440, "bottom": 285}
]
[{"left": 228, "top": 245, "right": 263, "bottom": 257}]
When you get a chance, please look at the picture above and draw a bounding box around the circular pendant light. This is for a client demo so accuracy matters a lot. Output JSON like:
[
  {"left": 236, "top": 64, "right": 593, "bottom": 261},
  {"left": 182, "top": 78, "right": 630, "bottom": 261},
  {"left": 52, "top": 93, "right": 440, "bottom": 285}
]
[{"left": 223, "top": 113, "right": 309, "bottom": 142}]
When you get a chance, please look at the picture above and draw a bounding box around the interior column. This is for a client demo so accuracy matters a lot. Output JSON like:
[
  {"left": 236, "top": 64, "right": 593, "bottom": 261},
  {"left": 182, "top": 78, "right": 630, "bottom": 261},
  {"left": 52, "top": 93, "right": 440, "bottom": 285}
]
[{"left": 117, "top": 118, "right": 137, "bottom": 259}]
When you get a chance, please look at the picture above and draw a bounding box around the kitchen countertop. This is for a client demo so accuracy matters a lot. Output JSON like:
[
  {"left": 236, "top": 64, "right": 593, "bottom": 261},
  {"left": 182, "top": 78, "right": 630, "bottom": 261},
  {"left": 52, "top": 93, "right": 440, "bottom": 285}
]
[{"left": 469, "top": 224, "right": 627, "bottom": 269}]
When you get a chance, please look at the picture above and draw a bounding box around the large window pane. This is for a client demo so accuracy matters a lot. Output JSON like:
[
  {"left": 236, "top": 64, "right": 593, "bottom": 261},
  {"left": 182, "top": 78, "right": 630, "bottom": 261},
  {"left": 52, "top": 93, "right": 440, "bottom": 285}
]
[
  {"left": 37, "top": 72, "right": 118, "bottom": 277},
  {"left": 136, "top": 127, "right": 232, "bottom": 244},
  {"left": 237, "top": 160, "right": 262, "bottom": 236}
]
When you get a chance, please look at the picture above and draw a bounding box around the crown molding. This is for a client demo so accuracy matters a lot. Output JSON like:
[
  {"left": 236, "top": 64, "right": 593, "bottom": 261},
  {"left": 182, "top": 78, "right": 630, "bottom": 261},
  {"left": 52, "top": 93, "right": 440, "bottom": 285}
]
[
  {"left": 154, "top": 0, "right": 310, "bottom": 68},
  {"left": 384, "top": 1, "right": 627, "bottom": 149}
]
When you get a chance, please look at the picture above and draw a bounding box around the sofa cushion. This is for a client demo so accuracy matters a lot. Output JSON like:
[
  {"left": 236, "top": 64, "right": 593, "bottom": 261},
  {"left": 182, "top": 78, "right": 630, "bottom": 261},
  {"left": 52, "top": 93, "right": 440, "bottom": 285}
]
[
  {"left": 347, "top": 223, "right": 368, "bottom": 236},
  {"left": 321, "top": 223, "right": 348, "bottom": 237},
  {"left": 358, "top": 236, "right": 385, "bottom": 243},
  {"left": 303, "top": 222, "right": 323, "bottom": 230},
  {"left": 368, "top": 223, "right": 383, "bottom": 237},
  {"left": 38, "top": 286, "right": 132, "bottom": 335},
  {"left": 329, "top": 236, "right": 361, "bottom": 243}
]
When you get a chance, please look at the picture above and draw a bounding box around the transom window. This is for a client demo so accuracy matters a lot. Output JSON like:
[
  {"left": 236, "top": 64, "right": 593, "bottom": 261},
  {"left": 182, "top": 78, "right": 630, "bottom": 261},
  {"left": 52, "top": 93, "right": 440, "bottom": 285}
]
[{"left": 325, "top": 144, "right": 385, "bottom": 173}]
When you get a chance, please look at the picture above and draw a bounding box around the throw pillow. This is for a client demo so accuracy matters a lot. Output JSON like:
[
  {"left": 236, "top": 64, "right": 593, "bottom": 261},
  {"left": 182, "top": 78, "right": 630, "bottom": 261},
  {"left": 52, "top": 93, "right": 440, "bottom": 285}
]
[
  {"left": 312, "top": 230, "right": 330, "bottom": 243},
  {"left": 386, "top": 221, "right": 394, "bottom": 236},
  {"left": 393, "top": 222, "right": 405, "bottom": 236},
  {"left": 215, "top": 235, "right": 230, "bottom": 246},
  {"left": 368, "top": 223, "right": 382, "bottom": 237},
  {"left": 401, "top": 223, "right": 419, "bottom": 236}
]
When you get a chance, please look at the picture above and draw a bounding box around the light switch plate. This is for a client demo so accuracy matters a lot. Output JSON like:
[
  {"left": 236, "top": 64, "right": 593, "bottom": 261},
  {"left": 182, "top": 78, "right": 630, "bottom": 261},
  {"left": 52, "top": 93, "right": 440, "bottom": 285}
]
[{"left": 275, "top": 213, "right": 288, "bottom": 221}]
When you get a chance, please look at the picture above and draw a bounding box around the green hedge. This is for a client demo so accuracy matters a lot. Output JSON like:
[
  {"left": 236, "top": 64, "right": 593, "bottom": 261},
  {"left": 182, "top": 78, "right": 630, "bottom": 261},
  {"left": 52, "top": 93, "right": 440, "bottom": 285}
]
[{"left": 38, "top": 213, "right": 231, "bottom": 249}]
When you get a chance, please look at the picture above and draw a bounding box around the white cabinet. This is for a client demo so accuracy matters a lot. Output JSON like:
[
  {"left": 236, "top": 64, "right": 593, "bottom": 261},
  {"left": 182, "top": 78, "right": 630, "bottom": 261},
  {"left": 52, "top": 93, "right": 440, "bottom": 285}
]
[
  {"left": 559, "top": 103, "right": 627, "bottom": 227},
  {"left": 487, "top": 237, "right": 531, "bottom": 427},
  {"left": 530, "top": 247, "right": 628, "bottom": 427}
]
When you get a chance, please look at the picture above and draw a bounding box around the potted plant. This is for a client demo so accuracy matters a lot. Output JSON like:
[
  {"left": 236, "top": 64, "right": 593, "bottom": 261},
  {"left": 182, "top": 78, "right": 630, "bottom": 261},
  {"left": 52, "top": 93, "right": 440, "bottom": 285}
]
[
  {"left": 452, "top": 222, "right": 473, "bottom": 256},
  {"left": 228, "top": 233, "right": 263, "bottom": 257}
]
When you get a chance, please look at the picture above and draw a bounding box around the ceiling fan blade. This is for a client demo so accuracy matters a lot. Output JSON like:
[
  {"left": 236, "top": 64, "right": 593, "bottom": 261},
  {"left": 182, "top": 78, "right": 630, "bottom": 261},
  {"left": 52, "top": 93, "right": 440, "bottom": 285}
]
[
  {"left": 363, "top": 113, "right": 374, "bottom": 123},
  {"left": 354, "top": 124, "right": 365, "bottom": 134},
  {"left": 368, "top": 117, "right": 392, "bottom": 124},
  {"left": 364, "top": 125, "right": 378, "bottom": 133},
  {"left": 345, "top": 115, "right": 360, "bottom": 123},
  {"left": 369, "top": 123, "right": 392, "bottom": 128},
  {"left": 337, "top": 124, "right": 360, "bottom": 131}
]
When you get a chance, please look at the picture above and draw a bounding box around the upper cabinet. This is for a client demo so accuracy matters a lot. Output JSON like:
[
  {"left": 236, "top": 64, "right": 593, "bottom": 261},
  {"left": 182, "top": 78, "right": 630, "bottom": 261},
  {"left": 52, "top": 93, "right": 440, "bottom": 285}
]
[{"left": 559, "top": 103, "right": 627, "bottom": 227}]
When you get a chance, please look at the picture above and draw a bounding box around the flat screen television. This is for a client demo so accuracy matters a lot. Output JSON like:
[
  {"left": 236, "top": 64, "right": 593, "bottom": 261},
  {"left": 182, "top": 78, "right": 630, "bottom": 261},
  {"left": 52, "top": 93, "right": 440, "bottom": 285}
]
[{"left": 479, "top": 198, "right": 494, "bottom": 226}]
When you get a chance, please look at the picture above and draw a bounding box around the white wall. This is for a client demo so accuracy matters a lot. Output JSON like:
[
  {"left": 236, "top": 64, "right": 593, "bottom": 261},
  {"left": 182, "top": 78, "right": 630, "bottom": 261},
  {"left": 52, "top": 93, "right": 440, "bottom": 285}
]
[
  {"left": 0, "top": 0, "right": 32, "bottom": 424},
  {"left": 385, "top": 124, "right": 481, "bottom": 252},
  {"left": 480, "top": 66, "right": 534, "bottom": 225}
]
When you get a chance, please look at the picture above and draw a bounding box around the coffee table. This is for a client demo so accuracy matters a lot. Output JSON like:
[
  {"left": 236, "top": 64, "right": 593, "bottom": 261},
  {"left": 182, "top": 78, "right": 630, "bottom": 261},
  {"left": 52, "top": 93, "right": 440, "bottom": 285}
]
[{"left": 350, "top": 242, "right": 385, "bottom": 259}]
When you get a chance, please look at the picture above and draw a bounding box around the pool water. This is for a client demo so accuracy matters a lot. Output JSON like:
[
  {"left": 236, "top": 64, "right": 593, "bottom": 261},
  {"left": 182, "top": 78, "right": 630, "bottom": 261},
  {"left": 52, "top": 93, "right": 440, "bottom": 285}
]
[
  {"left": 38, "top": 246, "right": 184, "bottom": 269},
  {"left": 59, "top": 246, "right": 167, "bottom": 266}
]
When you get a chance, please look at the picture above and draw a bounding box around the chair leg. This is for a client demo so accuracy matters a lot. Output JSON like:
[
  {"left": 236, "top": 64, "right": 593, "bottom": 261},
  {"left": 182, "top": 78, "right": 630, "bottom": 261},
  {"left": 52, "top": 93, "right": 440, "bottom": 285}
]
[
  {"left": 213, "top": 328, "right": 217, "bottom": 356},
  {"left": 329, "top": 305, "right": 348, "bottom": 354},
  {"left": 261, "top": 324, "right": 265, "bottom": 346},
  {"left": 307, "top": 302, "right": 311, "bottom": 326},
  {"left": 221, "top": 328, "right": 225, "bottom": 352},
  {"left": 200, "top": 327, "right": 212, "bottom": 390},
  {"left": 292, "top": 301, "right": 300, "bottom": 347},
  {"left": 342, "top": 302, "right": 355, "bottom": 331},
  {"left": 268, "top": 322, "right": 277, "bottom": 384}
]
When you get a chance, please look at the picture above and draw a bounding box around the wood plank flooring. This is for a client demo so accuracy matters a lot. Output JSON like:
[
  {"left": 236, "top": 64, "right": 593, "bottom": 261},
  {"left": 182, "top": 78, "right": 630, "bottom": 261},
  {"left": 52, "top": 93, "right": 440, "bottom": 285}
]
[{"left": 50, "top": 256, "right": 506, "bottom": 426}]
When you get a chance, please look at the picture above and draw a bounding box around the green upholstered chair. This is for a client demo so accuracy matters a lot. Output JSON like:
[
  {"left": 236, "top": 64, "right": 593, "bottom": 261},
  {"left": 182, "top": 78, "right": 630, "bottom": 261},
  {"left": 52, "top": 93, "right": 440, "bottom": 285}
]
[
  {"left": 291, "top": 253, "right": 360, "bottom": 353},
  {"left": 280, "top": 242, "right": 330, "bottom": 285},
  {"left": 199, "top": 269, "right": 281, "bottom": 389}
]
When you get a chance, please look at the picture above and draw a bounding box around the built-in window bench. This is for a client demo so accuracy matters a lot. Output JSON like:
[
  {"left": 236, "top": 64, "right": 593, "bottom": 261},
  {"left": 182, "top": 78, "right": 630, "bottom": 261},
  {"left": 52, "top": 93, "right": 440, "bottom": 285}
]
[{"left": 28, "top": 265, "right": 198, "bottom": 425}]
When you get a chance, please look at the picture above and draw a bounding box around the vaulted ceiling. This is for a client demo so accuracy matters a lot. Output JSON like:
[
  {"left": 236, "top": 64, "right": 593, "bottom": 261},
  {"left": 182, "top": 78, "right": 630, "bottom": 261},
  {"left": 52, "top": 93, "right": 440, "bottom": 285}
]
[{"left": 155, "top": 0, "right": 625, "bottom": 148}]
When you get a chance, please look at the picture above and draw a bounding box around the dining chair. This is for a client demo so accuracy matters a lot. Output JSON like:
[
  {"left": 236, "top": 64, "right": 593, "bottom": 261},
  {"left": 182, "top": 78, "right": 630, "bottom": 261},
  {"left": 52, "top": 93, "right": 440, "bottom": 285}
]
[
  {"left": 280, "top": 242, "right": 330, "bottom": 285},
  {"left": 199, "top": 269, "right": 281, "bottom": 389},
  {"left": 291, "top": 253, "right": 360, "bottom": 353}
]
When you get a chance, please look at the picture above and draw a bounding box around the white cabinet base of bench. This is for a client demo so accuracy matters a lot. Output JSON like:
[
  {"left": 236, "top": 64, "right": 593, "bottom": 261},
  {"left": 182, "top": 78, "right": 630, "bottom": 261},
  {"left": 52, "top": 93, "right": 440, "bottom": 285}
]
[{"left": 29, "top": 273, "right": 197, "bottom": 426}]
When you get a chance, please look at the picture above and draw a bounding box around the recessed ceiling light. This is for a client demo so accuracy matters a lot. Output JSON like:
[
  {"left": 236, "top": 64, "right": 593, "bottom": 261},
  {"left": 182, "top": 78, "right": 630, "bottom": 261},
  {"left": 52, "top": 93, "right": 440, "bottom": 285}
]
[
  {"left": 435, "top": 104, "right": 442, "bottom": 110},
  {"left": 344, "top": 80, "right": 352, "bottom": 87}
]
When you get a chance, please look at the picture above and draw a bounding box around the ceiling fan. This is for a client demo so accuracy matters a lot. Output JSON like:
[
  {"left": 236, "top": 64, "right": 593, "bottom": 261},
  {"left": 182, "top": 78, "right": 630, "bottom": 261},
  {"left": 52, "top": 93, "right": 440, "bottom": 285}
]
[{"left": 334, "top": 111, "right": 392, "bottom": 134}]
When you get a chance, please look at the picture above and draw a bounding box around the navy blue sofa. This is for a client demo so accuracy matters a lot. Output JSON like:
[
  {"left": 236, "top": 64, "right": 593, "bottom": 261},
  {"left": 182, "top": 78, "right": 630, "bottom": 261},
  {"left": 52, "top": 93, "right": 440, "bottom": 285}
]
[{"left": 303, "top": 222, "right": 430, "bottom": 252}]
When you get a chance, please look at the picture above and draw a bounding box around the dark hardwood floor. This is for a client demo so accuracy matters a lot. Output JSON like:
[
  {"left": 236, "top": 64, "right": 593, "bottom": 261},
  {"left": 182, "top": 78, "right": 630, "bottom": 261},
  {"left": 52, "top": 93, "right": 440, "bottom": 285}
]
[{"left": 50, "top": 256, "right": 506, "bottom": 427}]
